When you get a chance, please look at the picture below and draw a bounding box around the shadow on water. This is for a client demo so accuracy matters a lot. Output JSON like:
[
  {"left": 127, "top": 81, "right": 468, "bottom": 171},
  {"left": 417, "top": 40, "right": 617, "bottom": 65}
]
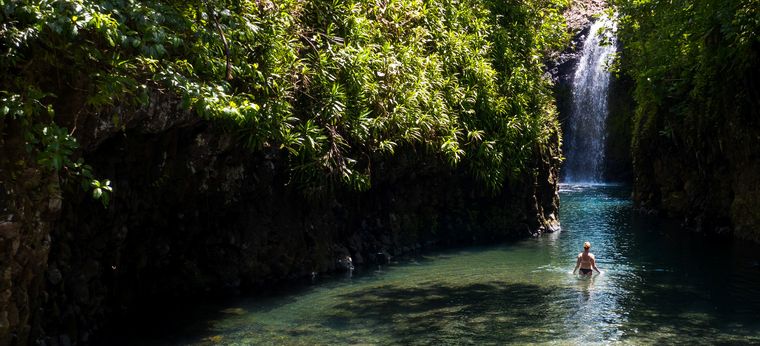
[
  {"left": 327, "top": 281, "right": 574, "bottom": 345},
  {"left": 106, "top": 184, "right": 760, "bottom": 345},
  {"left": 94, "top": 277, "right": 318, "bottom": 345},
  {"left": 613, "top": 257, "right": 760, "bottom": 344},
  {"left": 600, "top": 198, "right": 760, "bottom": 344}
]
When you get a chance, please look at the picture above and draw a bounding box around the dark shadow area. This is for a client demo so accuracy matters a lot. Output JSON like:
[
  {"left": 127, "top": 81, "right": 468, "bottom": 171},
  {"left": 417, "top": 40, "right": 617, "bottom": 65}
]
[
  {"left": 613, "top": 262, "right": 760, "bottom": 344},
  {"left": 609, "top": 208, "right": 760, "bottom": 344},
  {"left": 90, "top": 245, "right": 522, "bottom": 345},
  {"left": 92, "top": 270, "right": 344, "bottom": 345},
  {"left": 325, "top": 281, "right": 576, "bottom": 344},
  {"left": 100, "top": 186, "right": 760, "bottom": 345}
]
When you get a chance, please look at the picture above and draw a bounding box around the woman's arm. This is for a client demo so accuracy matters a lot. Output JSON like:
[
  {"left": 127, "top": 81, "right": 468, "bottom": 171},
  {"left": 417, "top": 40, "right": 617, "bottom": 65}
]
[{"left": 591, "top": 256, "right": 602, "bottom": 274}]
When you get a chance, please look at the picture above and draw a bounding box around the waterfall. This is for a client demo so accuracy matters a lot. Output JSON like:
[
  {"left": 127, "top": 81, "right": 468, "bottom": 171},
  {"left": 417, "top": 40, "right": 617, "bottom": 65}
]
[{"left": 563, "top": 16, "right": 617, "bottom": 184}]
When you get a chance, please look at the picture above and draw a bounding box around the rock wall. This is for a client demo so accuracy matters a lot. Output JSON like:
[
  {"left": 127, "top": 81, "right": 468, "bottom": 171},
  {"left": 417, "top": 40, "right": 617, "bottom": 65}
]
[
  {"left": 630, "top": 62, "right": 760, "bottom": 242},
  {"left": 604, "top": 70, "right": 634, "bottom": 183},
  {"left": 614, "top": 0, "right": 760, "bottom": 243},
  {"left": 0, "top": 119, "right": 63, "bottom": 346},
  {"left": 1, "top": 90, "right": 561, "bottom": 345}
]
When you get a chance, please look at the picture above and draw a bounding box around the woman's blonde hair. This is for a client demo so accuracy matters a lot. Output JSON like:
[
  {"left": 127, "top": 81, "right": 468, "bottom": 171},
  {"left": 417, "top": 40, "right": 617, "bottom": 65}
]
[{"left": 583, "top": 241, "right": 591, "bottom": 249}]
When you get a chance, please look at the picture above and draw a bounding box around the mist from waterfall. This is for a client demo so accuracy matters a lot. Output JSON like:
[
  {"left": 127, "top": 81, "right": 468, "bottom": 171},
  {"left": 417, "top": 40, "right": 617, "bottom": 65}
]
[{"left": 563, "top": 16, "right": 617, "bottom": 184}]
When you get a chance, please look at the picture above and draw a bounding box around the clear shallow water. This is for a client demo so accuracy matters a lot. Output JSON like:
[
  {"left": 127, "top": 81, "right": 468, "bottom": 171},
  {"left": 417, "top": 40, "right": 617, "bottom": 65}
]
[{"left": 128, "top": 185, "right": 760, "bottom": 345}]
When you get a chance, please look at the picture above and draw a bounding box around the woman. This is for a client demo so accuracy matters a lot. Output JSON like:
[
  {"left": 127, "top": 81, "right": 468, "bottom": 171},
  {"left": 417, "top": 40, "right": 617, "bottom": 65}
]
[{"left": 573, "top": 241, "right": 602, "bottom": 276}]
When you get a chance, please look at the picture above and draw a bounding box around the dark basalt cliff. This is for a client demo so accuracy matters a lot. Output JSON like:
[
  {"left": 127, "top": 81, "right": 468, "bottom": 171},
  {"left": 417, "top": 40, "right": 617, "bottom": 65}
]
[
  {"left": 614, "top": 0, "right": 760, "bottom": 243},
  {"left": 1, "top": 0, "right": 570, "bottom": 343},
  {"left": 0, "top": 91, "right": 560, "bottom": 345},
  {"left": 630, "top": 66, "right": 760, "bottom": 242}
]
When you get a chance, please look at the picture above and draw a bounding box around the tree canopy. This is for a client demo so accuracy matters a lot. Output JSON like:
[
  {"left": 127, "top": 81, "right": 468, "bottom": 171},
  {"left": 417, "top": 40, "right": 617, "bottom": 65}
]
[
  {"left": 614, "top": 0, "right": 760, "bottom": 156},
  {"left": 1, "top": 0, "right": 568, "bottom": 198}
]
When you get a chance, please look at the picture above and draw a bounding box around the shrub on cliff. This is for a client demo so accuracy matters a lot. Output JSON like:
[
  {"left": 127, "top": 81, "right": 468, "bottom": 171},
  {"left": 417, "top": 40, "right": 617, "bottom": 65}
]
[
  {"left": 1, "top": 0, "right": 567, "bottom": 195},
  {"left": 613, "top": 0, "right": 760, "bottom": 237},
  {"left": 614, "top": 0, "right": 760, "bottom": 148}
]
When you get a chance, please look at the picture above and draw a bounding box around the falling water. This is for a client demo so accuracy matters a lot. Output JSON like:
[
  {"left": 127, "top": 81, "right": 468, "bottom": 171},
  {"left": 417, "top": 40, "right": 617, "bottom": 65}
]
[{"left": 563, "top": 16, "right": 617, "bottom": 183}]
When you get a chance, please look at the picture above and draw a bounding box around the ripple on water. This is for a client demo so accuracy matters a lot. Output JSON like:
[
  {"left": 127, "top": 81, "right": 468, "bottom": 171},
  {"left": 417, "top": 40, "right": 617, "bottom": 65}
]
[{"left": 114, "top": 185, "right": 760, "bottom": 345}]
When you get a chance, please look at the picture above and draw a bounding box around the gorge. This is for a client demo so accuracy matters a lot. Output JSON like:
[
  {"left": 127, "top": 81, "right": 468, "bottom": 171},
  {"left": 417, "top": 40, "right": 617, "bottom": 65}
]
[{"left": 1, "top": 0, "right": 760, "bottom": 344}]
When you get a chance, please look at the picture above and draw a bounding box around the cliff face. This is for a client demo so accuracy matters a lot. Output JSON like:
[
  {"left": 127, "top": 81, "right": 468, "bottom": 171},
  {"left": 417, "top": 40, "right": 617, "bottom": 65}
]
[
  {"left": 1, "top": 91, "right": 560, "bottom": 345},
  {"left": 0, "top": 120, "right": 62, "bottom": 346},
  {"left": 1, "top": 0, "right": 569, "bottom": 343},
  {"left": 614, "top": 0, "right": 760, "bottom": 243},
  {"left": 630, "top": 68, "right": 760, "bottom": 241}
]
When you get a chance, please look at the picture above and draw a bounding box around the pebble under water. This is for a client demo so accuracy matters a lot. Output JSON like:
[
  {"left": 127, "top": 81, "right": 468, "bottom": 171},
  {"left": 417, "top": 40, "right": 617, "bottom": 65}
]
[{"left": 120, "top": 185, "right": 760, "bottom": 345}]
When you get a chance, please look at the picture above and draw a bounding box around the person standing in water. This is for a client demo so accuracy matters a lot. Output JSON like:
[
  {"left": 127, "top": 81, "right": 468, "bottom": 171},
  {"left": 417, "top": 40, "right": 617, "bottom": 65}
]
[{"left": 573, "top": 241, "right": 602, "bottom": 276}]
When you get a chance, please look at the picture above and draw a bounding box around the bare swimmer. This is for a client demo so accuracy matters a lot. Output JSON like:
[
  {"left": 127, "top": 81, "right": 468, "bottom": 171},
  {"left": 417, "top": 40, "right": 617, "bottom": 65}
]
[{"left": 573, "top": 241, "right": 602, "bottom": 276}]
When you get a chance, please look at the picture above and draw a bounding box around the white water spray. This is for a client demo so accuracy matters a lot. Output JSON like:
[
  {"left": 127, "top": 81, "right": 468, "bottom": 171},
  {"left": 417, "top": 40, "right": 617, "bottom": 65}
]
[{"left": 563, "top": 16, "right": 617, "bottom": 183}]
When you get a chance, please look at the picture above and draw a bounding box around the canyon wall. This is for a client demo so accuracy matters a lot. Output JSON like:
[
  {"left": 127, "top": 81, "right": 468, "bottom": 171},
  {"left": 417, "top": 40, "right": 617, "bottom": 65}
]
[{"left": 1, "top": 91, "right": 560, "bottom": 345}]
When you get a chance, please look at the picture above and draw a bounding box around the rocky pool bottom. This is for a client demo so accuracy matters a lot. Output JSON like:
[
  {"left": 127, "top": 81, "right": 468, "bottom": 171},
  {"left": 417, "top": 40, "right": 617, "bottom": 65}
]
[{"left": 101, "top": 185, "right": 760, "bottom": 345}]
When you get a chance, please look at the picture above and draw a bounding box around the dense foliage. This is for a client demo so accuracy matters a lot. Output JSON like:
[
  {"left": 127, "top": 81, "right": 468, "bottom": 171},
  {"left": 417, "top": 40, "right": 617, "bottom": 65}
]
[
  {"left": 1, "top": 0, "right": 567, "bottom": 196},
  {"left": 614, "top": 0, "right": 760, "bottom": 171},
  {"left": 613, "top": 0, "right": 760, "bottom": 239}
]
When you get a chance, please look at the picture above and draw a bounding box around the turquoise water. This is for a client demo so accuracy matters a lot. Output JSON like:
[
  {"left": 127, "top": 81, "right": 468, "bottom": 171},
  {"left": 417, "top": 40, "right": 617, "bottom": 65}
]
[{"left": 129, "top": 185, "right": 760, "bottom": 345}]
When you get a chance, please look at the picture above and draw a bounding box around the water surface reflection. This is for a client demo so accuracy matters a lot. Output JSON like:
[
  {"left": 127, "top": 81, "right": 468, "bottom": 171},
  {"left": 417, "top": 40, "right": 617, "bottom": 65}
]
[{"left": 116, "top": 185, "right": 760, "bottom": 345}]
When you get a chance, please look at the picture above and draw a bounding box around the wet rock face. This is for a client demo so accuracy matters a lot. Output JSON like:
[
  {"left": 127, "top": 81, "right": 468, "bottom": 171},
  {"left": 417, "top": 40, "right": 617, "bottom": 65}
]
[
  {"left": 630, "top": 51, "right": 760, "bottom": 242},
  {"left": 631, "top": 108, "right": 760, "bottom": 242},
  {"left": 564, "top": 0, "right": 608, "bottom": 33},
  {"left": 0, "top": 122, "right": 61, "bottom": 346},
  {"left": 604, "top": 73, "right": 634, "bottom": 183},
  {"left": 547, "top": 0, "right": 609, "bottom": 77},
  {"left": 2, "top": 89, "right": 561, "bottom": 344}
]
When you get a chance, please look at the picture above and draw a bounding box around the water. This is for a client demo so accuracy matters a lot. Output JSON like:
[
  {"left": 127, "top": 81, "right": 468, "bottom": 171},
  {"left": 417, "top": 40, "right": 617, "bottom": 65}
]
[
  {"left": 563, "top": 17, "right": 617, "bottom": 183},
  {"left": 125, "top": 185, "right": 760, "bottom": 345}
]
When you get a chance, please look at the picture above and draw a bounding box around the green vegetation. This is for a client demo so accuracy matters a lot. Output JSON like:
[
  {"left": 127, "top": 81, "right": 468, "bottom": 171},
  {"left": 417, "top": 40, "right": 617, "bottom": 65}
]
[
  {"left": 614, "top": 0, "right": 760, "bottom": 174},
  {"left": 613, "top": 0, "right": 760, "bottom": 239},
  {"left": 1, "top": 0, "right": 567, "bottom": 196}
]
